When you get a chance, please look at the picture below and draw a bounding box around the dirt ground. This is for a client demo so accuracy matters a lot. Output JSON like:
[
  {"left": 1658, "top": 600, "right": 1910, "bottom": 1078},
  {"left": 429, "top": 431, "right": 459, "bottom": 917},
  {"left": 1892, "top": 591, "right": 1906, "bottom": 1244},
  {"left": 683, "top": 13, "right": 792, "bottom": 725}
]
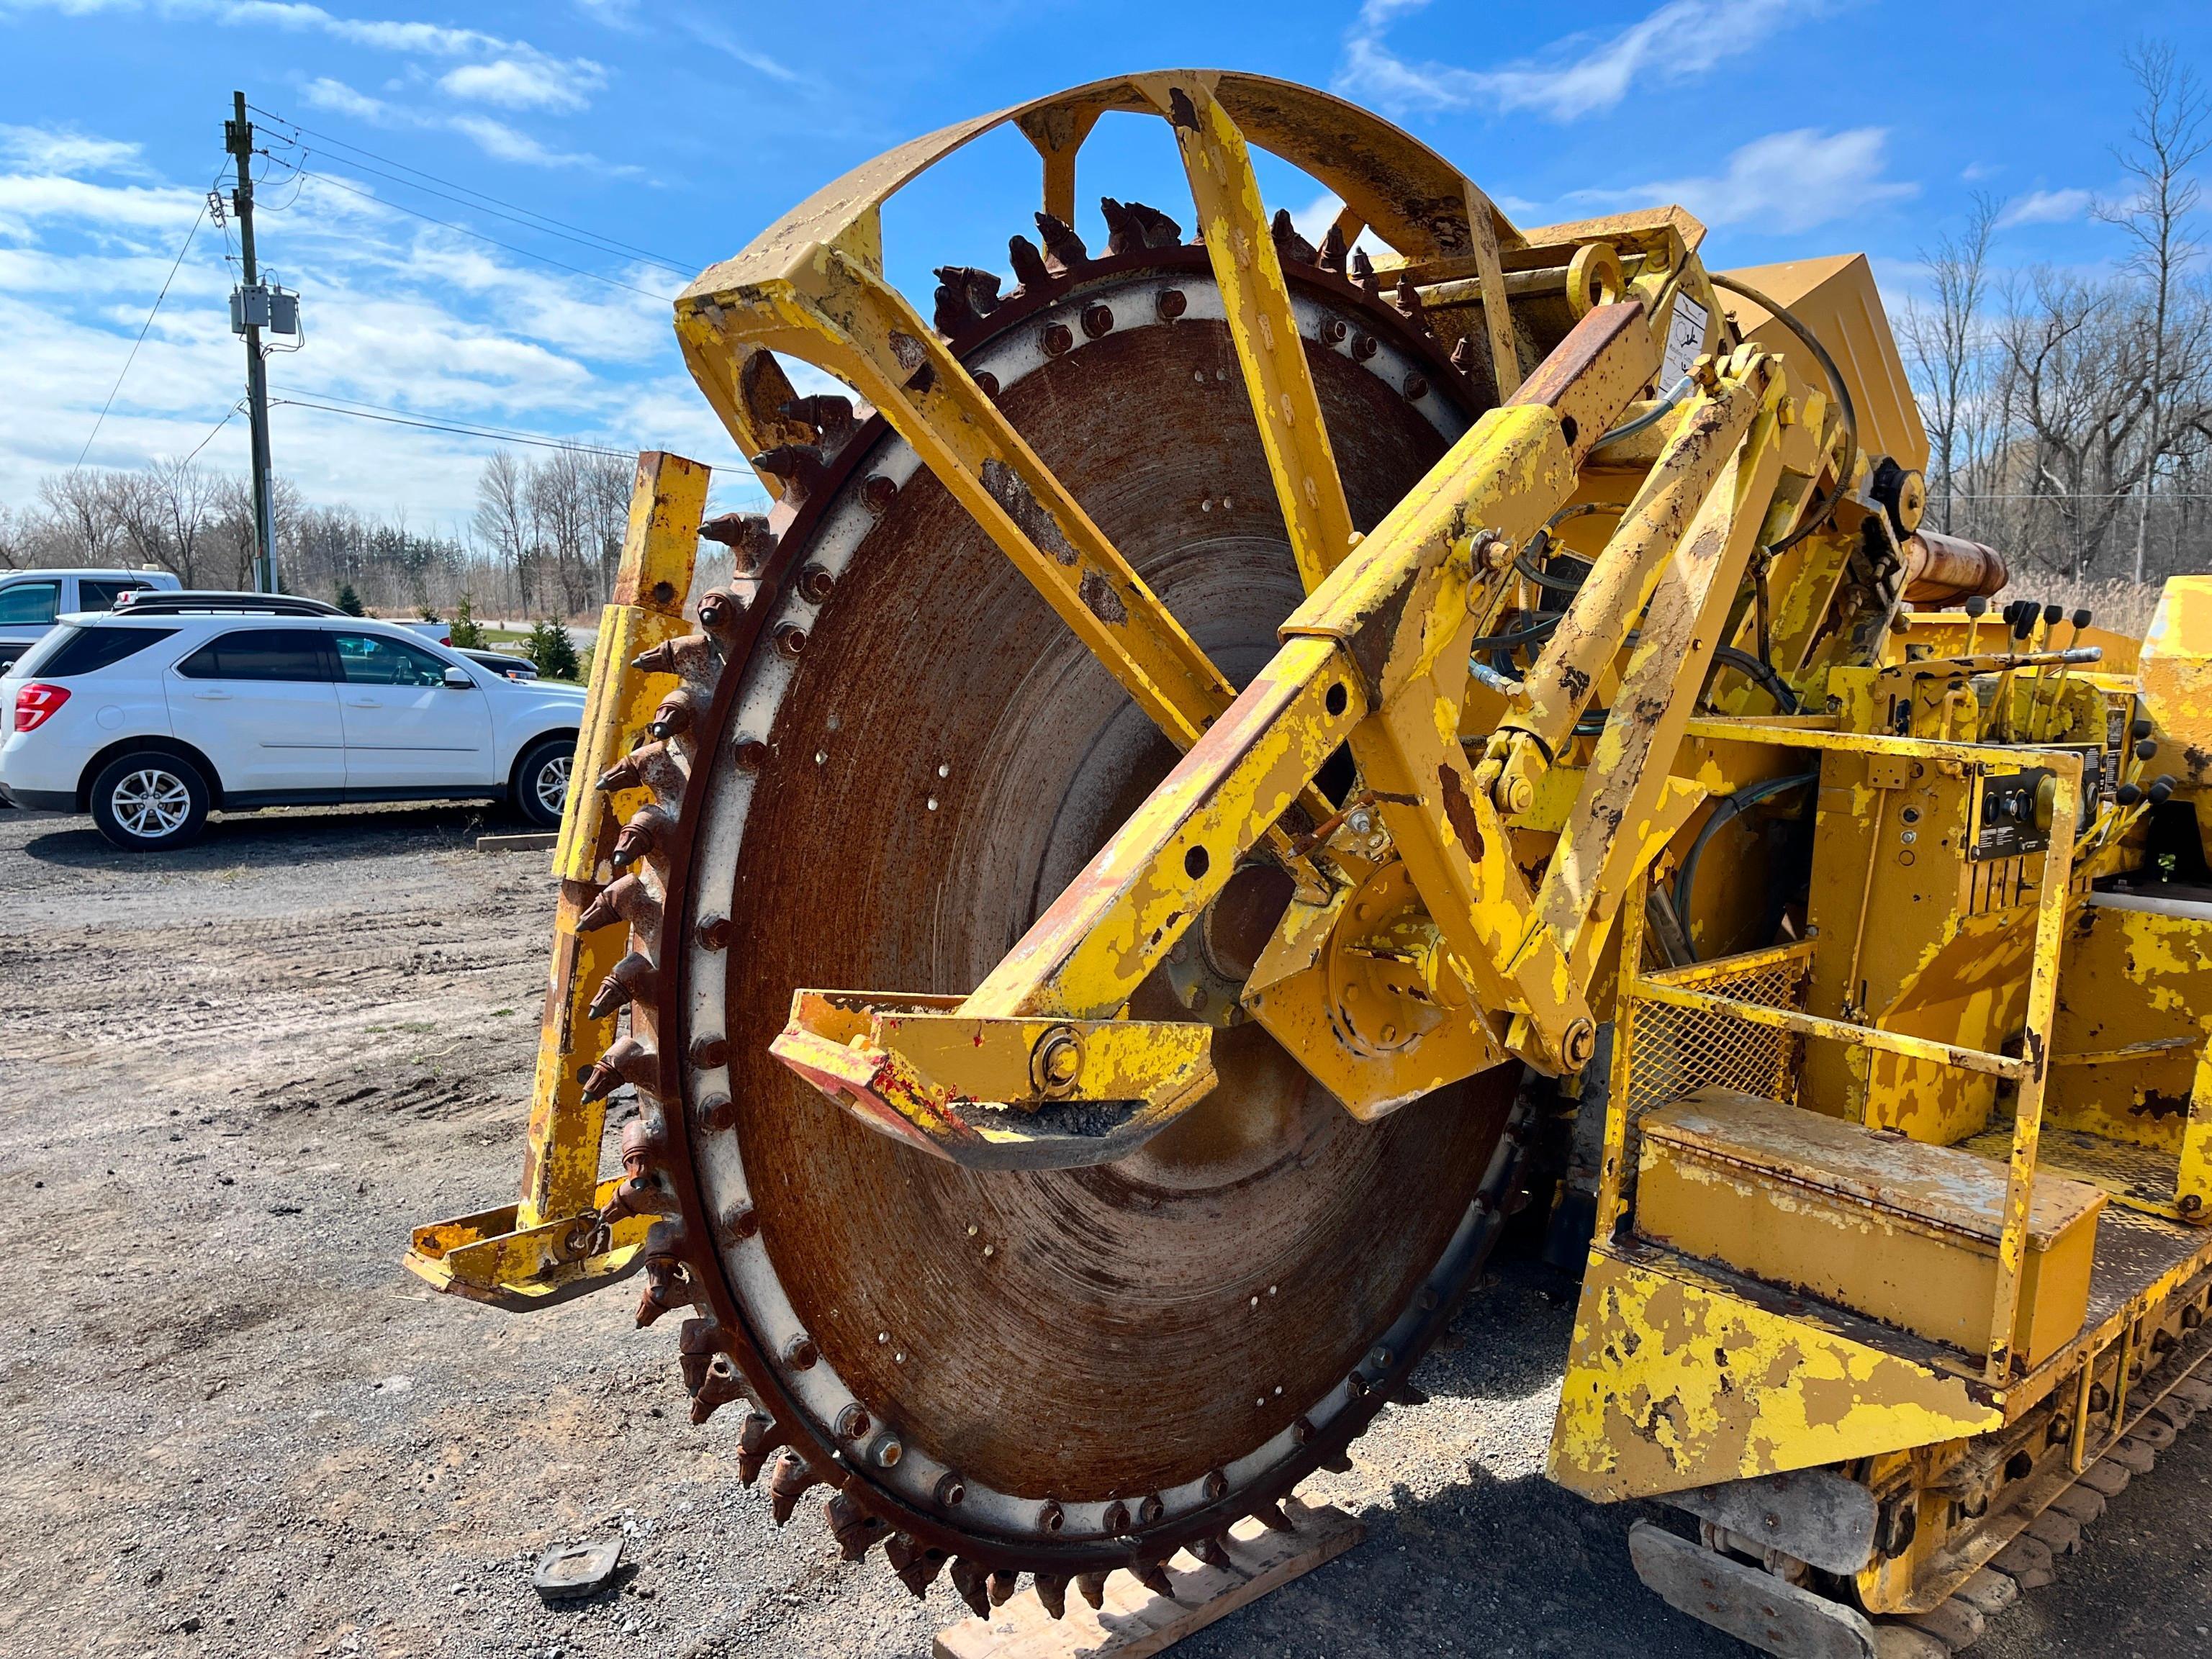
[{"left": 4, "top": 803, "right": 2208, "bottom": 1659}]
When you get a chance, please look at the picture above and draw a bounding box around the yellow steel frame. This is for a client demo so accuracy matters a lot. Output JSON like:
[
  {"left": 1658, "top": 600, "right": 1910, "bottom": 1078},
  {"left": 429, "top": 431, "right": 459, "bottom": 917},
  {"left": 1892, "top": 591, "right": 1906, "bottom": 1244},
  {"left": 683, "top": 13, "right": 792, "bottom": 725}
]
[
  {"left": 660, "top": 68, "right": 1843, "bottom": 1147},
  {"left": 405, "top": 451, "right": 706, "bottom": 1305}
]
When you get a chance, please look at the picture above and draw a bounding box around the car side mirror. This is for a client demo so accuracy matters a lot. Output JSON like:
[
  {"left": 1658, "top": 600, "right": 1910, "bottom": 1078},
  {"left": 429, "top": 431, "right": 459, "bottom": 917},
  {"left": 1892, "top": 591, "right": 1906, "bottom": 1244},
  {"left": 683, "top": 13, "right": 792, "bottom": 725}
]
[{"left": 443, "top": 666, "right": 474, "bottom": 688}]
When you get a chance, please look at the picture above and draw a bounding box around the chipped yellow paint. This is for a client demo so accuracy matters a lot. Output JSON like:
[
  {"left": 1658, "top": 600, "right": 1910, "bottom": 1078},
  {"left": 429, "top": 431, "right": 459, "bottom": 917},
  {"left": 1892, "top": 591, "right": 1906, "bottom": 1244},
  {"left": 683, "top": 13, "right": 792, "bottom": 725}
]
[
  {"left": 525, "top": 452, "right": 700, "bottom": 1231},
  {"left": 2139, "top": 574, "right": 2212, "bottom": 790},
  {"left": 2049, "top": 902, "right": 2212, "bottom": 1152},
  {"left": 966, "top": 636, "right": 1364, "bottom": 1021},
  {"left": 1548, "top": 1247, "right": 2003, "bottom": 1501},
  {"left": 405, "top": 1175, "right": 657, "bottom": 1307},
  {"left": 1139, "top": 73, "right": 1355, "bottom": 592},
  {"left": 412, "top": 452, "right": 703, "bottom": 1293}
]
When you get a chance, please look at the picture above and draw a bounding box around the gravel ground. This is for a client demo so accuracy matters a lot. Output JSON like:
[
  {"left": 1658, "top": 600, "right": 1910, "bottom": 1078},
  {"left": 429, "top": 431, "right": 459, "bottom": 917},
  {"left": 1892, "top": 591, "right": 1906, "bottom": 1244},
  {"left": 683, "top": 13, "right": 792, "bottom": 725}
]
[{"left": 2, "top": 803, "right": 2206, "bottom": 1658}]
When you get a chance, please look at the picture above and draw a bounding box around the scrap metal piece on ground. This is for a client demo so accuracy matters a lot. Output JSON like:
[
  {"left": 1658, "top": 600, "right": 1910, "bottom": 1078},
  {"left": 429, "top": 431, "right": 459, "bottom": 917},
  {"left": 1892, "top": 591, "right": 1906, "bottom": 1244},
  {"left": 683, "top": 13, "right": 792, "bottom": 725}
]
[
  {"left": 475, "top": 831, "right": 559, "bottom": 853},
  {"left": 933, "top": 1501, "right": 1361, "bottom": 1659},
  {"left": 532, "top": 1536, "right": 624, "bottom": 1601}
]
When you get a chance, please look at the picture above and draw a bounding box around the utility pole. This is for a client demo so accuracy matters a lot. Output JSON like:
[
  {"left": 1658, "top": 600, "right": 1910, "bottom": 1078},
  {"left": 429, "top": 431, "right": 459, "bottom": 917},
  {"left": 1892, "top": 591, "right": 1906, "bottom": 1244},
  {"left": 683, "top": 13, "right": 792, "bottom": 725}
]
[{"left": 225, "top": 90, "right": 279, "bottom": 594}]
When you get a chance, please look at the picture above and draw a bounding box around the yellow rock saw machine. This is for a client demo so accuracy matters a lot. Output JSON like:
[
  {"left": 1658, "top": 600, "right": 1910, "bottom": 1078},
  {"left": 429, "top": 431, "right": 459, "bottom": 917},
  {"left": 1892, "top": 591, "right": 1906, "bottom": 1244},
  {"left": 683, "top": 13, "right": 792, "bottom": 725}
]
[{"left": 405, "top": 71, "right": 2212, "bottom": 1656}]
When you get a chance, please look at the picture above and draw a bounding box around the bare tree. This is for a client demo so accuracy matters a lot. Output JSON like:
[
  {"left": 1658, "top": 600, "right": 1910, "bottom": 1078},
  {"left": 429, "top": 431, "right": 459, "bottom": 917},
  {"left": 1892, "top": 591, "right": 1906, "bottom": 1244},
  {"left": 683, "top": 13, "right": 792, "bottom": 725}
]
[
  {"left": 0, "top": 502, "right": 21, "bottom": 570},
  {"left": 1903, "top": 193, "right": 2001, "bottom": 535},
  {"left": 582, "top": 449, "right": 634, "bottom": 596},
  {"left": 1998, "top": 271, "right": 2162, "bottom": 577},
  {"left": 527, "top": 447, "right": 594, "bottom": 617},
  {"left": 35, "top": 470, "right": 127, "bottom": 563},
  {"left": 475, "top": 451, "right": 538, "bottom": 614},
  {"left": 2099, "top": 41, "right": 2211, "bottom": 580}
]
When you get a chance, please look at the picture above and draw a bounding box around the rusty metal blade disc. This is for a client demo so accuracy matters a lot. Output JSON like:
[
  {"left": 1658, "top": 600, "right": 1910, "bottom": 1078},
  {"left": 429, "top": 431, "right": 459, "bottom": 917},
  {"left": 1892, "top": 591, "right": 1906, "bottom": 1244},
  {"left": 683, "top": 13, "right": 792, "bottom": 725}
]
[{"left": 664, "top": 252, "right": 1521, "bottom": 1568}]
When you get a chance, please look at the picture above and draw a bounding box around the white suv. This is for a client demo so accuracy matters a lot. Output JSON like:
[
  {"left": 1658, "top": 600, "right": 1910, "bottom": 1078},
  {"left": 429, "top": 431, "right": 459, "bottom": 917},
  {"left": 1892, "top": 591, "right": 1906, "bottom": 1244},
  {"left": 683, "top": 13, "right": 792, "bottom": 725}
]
[{"left": 0, "top": 592, "right": 588, "bottom": 850}]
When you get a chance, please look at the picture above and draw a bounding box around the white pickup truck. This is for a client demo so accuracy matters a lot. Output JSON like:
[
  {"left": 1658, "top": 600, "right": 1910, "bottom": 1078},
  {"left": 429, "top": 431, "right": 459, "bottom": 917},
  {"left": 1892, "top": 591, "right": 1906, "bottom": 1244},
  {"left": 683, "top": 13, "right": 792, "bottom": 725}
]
[{"left": 0, "top": 567, "right": 181, "bottom": 672}]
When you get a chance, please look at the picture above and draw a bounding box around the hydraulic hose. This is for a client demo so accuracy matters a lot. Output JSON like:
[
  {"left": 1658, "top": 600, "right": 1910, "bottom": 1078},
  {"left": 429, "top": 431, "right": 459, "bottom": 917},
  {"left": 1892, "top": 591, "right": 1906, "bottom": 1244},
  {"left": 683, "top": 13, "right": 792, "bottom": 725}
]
[
  {"left": 1705, "top": 271, "right": 1860, "bottom": 556},
  {"left": 1672, "top": 772, "right": 1819, "bottom": 959}
]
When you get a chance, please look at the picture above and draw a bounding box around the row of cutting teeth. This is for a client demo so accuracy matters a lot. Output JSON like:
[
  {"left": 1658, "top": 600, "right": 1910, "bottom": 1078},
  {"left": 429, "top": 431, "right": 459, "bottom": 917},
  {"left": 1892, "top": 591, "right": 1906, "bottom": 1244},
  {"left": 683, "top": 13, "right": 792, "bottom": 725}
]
[{"left": 550, "top": 209, "right": 1498, "bottom": 1622}]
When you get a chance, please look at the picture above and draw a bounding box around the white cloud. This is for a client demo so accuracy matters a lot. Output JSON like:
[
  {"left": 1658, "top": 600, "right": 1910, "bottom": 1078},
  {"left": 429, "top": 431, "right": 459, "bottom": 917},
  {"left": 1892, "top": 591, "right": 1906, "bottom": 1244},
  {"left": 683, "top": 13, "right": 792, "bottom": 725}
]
[
  {"left": 301, "top": 76, "right": 391, "bottom": 121},
  {"left": 1600, "top": 127, "right": 1916, "bottom": 234},
  {"left": 0, "top": 173, "right": 201, "bottom": 235},
  {"left": 438, "top": 53, "right": 605, "bottom": 112},
  {"left": 0, "top": 125, "right": 145, "bottom": 176},
  {"left": 0, "top": 122, "right": 733, "bottom": 522},
  {"left": 1997, "top": 187, "right": 2092, "bottom": 228},
  {"left": 1337, "top": 0, "right": 1812, "bottom": 121},
  {"left": 447, "top": 117, "right": 601, "bottom": 170}
]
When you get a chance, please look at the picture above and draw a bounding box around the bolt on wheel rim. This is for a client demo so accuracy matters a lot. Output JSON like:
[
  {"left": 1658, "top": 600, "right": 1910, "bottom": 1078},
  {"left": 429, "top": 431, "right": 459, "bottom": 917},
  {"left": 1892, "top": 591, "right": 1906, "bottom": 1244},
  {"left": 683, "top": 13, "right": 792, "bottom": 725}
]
[
  {"left": 114, "top": 769, "right": 189, "bottom": 837},
  {"left": 536, "top": 755, "right": 571, "bottom": 818}
]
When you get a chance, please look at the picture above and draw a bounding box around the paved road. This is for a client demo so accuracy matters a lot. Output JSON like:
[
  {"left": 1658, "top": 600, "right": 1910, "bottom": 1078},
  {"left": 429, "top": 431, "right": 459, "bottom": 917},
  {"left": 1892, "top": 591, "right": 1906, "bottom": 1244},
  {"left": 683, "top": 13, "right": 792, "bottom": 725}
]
[{"left": 1, "top": 801, "right": 2203, "bottom": 1658}]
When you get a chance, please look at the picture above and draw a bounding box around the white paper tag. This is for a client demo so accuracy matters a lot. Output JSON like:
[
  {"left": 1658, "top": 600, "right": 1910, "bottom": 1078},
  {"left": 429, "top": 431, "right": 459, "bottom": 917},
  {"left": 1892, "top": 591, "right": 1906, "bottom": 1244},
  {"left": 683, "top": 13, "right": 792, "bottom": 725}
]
[{"left": 1661, "top": 292, "right": 1710, "bottom": 385}]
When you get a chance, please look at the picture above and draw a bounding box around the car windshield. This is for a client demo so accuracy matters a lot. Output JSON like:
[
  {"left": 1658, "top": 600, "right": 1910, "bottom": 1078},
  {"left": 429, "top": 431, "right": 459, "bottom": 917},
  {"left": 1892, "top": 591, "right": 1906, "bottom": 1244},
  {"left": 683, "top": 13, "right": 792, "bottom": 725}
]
[{"left": 332, "top": 632, "right": 457, "bottom": 687}]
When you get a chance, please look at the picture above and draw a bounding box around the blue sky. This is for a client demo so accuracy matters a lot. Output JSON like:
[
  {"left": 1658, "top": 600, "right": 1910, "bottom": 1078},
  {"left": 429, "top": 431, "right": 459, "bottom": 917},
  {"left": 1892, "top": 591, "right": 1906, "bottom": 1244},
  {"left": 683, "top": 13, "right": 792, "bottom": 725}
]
[{"left": 2, "top": 0, "right": 2208, "bottom": 533}]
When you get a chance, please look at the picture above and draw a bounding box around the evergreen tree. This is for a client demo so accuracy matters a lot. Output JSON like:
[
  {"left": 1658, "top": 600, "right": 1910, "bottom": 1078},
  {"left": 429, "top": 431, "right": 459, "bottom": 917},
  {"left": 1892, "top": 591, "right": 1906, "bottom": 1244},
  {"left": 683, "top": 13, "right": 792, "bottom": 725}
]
[
  {"left": 449, "top": 593, "right": 484, "bottom": 648},
  {"left": 334, "top": 583, "right": 364, "bottom": 617},
  {"left": 528, "top": 618, "right": 581, "bottom": 681}
]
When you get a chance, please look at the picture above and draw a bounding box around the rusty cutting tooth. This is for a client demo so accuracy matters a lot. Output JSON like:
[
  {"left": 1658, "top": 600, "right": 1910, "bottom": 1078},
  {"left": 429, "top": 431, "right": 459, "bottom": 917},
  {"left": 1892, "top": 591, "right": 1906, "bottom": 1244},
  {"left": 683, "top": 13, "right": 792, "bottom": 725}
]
[
  {"left": 987, "top": 1570, "right": 1020, "bottom": 1606},
  {"left": 1351, "top": 248, "right": 1381, "bottom": 297},
  {"left": 932, "top": 266, "right": 1003, "bottom": 336},
  {"left": 1393, "top": 271, "right": 1427, "bottom": 328},
  {"left": 825, "top": 1491, "right": 891, "bottom": 1561},
  {"left": 1191, "top": 1535, "right": 1232, "bottom": 1570},
  {"left": 767, "top": 1448, "right": 821, "bottom": 1524},
  {"left": 949, "top": 1558, "right": 992, "bottom": 1620},
  {"left": 1450, "top": 338, "right": 1477, "bottom": 379},
  {"left": 1250, "top": 1498, "right": 1296, "bottom": 1533},
  {"left": 575, "top": 872, "right": 659, "bottom": 938},
  {"left": 689, "top": 1357, "right": 747, "bottom": 1425},
  {"left": 736, "top": 1411, "right": 787, "bottom": 1486},
  {"left": 636, "top": 1256, "right": 685, "bottom": 1328},
  {"left": 1388, "top": 1380, "right": 1430, "bottom": 1406},
  {"left": 630, "top": 632, "right": 719, "bottom": 683},
  {"left": 1007, "top": 233, "right": 1053, "bottom": 294},
  {"left": 579, "top": 1034, "right": 657, "bottom": 1102},
  {"left": 1100, "top": 196, "right": 1181, "bottom": 254},
  {"left": 695, "top": 586, "right": 748, "bottom": 639},
  {"left": 778, "top": 392, "right": 858, "bottom": 456},
  {"left": 586, "top": 948, "right": 656, "bottom": 1019},
  {"left": 1034, "top": 212, "right": 1088, "bottom": 275},
  {"left": 698, "top": 515, "right": 775, "bottom": 579},
  {"left": 1075, "top": 1571, "right": 1109, "bottom": 1610},
  {"left": 1319, "top": 1451, "right": 1353, "bottom": 1473},
  {"left": 895, "top": 1545, "right": 948, "bottom": 1599},
  {"left": 1318, "top": 222, "right": 1349, "bottom": 274},
  {"left": 1033, "top": 1573, "right": 1068, "bottom": 1620},
  {"left": 594, "top": 738, "right": 687, "bottom": 805},
  {"left": 751, "top": 444, "right": 829, "bottom": 507},
  {"left": 646, "top": 687, "right": 695, "bottom": 741},
  {"left": 600, "top": 1171, "right": 673, "bottom": 1224},
  {"left": 1270, "top": 208, "right": 1318, "bottom": 266},
  {"left": 677, "top": 1316, "right": 720, "bottom": 1393},
  {"left": 610, "top": 803, "right": 674, "bottom": 871},
  {"left": 885, "top": 1533, "right": 947, "bottom": 1596},
  {"left": 1132, "top": 1561, "right": 1175, "bottom": 1599}
]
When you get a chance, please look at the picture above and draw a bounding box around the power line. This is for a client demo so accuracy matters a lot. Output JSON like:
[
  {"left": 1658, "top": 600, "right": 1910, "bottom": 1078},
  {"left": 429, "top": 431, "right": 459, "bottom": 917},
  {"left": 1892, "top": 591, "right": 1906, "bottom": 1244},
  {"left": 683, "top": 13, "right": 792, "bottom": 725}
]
[
  {"left": 248, "top": 103, "right": 695, "bottom": 274},
  {"left": 270, "top": 142, "right": 692, "bottom": 278},
  {"left": 292, "top": 166, "right": 676, "bottom": 302},
  {"left": 266, "top": 393, "right": 636, "bottom": 457},
  {"left": 179, "top": 399, "right": 248, "bottom": 466},
  {"left": 74, "top": 190, "right": 212, "bottom": 468}
]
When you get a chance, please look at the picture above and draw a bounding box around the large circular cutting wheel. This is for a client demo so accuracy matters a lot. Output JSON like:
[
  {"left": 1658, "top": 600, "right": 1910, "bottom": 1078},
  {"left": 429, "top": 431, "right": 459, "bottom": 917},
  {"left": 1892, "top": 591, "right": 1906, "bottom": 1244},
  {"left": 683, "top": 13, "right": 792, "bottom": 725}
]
[{"left": 631, "top": 76, "right": 1538, "bottom": 1614}]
